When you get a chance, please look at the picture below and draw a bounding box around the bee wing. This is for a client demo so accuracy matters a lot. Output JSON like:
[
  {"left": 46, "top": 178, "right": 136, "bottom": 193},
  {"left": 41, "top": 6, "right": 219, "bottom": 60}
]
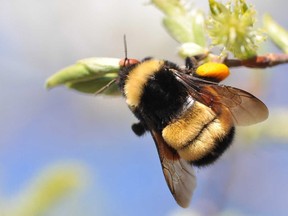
[
  {"left": 198, "top": 85, "right": 269, "bottom": 126},
  {"left": 150, "top": 130, "right": 196, "bottom": 208},
  {"left": 173, "top": 71, "right": 268, "bottom": 126}
]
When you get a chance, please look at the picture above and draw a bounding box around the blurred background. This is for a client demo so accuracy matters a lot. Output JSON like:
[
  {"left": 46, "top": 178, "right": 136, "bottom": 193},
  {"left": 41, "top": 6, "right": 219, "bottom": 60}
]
[{"left": 1, "top": 0, "right": 288, "bottom": 215}]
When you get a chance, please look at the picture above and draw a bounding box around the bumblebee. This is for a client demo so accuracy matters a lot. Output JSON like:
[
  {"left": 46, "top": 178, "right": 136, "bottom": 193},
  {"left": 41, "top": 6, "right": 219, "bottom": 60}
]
[{"left": 115, "top": 57, "right": 268, "bottom": 208}]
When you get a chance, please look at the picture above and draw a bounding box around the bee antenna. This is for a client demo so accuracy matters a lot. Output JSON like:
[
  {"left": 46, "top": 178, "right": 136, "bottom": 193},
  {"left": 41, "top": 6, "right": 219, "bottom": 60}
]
[
  {"left": 123, "top": 34, "right": 130, "bottom": 66},
  {"left": 94, "top": 78, "right": 116, "bottom": 95},
  {"left": 124, "top": 34, "right": 128, "bottom": 60},
  {"left": 120, "top": 35, "right": 139, "bottom": 67}
]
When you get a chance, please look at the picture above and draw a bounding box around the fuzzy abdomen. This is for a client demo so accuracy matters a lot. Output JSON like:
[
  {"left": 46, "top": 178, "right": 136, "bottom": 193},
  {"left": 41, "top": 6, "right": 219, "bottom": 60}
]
[{"left": 162, "top": 102, "right": 235, "bottom": 166}]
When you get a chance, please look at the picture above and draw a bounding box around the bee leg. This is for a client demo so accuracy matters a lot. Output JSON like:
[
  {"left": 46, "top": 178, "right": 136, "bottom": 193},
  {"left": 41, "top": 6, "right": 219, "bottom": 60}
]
[
  {"left": 131, "top": 122, "right": 147, "bottom": 136},
  {"left": 185, "top": 54, "right": 209, "bottom": 70},
  {"left": 185, "top": 57, "right": 195, "bottom": 70}
]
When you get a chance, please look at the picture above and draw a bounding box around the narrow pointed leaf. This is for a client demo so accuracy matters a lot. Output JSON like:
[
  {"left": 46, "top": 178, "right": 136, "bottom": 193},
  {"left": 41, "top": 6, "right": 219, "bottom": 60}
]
[{"left": 263, "top": 14, "right": 288, "bottom": 53}]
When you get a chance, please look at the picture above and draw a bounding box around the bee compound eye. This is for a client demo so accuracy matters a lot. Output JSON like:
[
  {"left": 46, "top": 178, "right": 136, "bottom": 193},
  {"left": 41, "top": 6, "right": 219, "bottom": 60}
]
[{"left": 119, "top": 58, "right": 140, "bottom": 67}]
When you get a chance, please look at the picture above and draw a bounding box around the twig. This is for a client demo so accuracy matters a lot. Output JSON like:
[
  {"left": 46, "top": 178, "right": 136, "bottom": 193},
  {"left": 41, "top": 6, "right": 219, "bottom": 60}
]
[{"left": 223, "top": 53, "right": 288, "bottom": 68}]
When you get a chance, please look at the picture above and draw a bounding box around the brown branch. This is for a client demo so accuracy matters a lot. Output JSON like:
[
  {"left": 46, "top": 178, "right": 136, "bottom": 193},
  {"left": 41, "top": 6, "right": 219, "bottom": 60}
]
[{"left": 223, "top": 53, "right": 288, "bottom": 68}]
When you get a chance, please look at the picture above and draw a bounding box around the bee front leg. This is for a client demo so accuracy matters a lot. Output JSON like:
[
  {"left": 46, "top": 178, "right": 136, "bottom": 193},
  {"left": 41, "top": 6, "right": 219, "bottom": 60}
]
[{"left": 131, "top": 122, "right": 148, "bottom": 136}]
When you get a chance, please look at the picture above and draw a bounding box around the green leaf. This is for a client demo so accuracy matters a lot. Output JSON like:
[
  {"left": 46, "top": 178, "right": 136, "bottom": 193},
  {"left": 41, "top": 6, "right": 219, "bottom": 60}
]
[
  {"left": 263, "top": 14, "right": 288, "bottom": 53},
  {"left": 163, "top": 16, "right": 194, "bottom": 43},
  {"left": 67, "top": 75, "right": 120, "bottom": 95},
  {"left": 151, "top": 0, "right": 206, "bottom": 49},
  {"left": 46, "top": 64, "right": 88, "bottom": 89},
  {"left": 151, "top": 0, "right": 186, "bottom": 16},
  {"left": 46, "top": 58, "right": 121, "bottom": 95}
]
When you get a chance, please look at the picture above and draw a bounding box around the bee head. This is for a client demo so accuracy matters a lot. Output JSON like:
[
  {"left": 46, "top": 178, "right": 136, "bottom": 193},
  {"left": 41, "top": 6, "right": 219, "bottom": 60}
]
[{"left": 119, "top": 58, "right": 140, "bottom": 68}]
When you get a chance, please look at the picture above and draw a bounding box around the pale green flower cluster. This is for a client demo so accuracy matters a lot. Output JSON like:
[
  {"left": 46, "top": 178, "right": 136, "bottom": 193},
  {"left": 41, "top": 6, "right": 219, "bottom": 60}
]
[{"left": 207, "top": 0, "right": 265, "bottom": 59}]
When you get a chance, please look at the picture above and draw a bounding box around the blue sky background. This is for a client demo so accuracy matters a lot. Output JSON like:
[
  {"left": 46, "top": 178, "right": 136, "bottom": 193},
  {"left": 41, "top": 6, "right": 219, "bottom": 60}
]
[{"left": 1, "top": 0, "right": 288, "bottom": 215}]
